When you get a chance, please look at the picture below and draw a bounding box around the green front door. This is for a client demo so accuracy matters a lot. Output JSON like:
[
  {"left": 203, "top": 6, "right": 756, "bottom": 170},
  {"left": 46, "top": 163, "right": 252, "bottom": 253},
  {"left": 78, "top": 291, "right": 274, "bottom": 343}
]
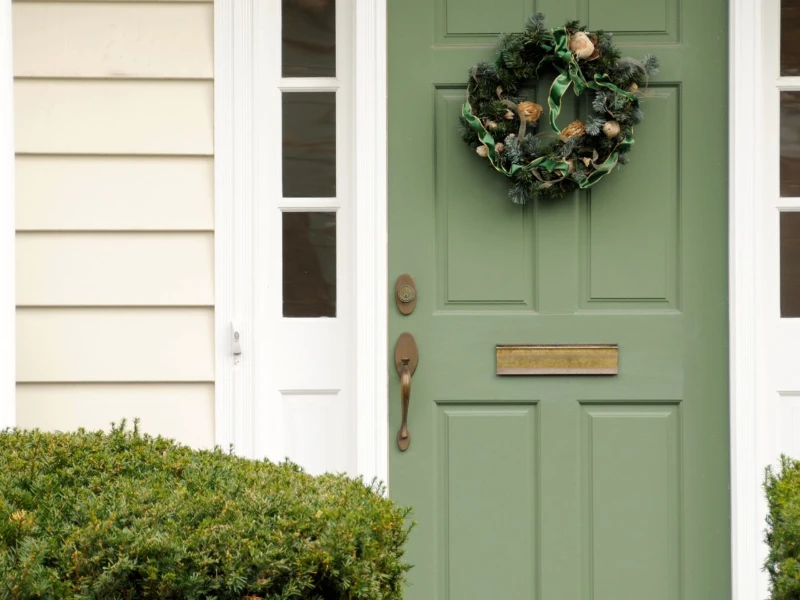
[{"left": 388, "top": 0, "right": 730, "bottom": 598}]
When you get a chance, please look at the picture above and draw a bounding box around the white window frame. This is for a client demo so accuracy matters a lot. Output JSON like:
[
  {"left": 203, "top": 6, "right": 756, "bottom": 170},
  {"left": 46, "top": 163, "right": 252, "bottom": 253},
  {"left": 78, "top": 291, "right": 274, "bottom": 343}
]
[{"left": 214, "top": 0, "right": 388, "bottom": 484}]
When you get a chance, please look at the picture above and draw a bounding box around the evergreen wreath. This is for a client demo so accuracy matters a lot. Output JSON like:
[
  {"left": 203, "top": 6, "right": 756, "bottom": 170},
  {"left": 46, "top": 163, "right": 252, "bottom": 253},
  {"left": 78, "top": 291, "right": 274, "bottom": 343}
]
[{"left": 459, "top": 13, "right": 659, "bottom": 204}]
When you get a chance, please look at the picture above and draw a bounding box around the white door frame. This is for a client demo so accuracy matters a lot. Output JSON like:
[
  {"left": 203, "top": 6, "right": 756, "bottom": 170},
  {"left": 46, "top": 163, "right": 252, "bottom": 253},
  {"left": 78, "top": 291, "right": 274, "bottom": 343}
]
[
  {"left": 214, "top": 0, "right": 388, "bottom": 484},
  {"left": 729, "top": 0, "right": 768, "bottom": 597}
]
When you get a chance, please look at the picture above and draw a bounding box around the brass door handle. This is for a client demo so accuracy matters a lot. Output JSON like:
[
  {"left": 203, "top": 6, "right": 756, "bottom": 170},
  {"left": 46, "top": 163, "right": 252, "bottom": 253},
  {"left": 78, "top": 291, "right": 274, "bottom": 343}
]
[
  {"left": 398, "top": 359, "right": 411, "bottom": 450},
  {"left": 394, "top": 332, "right": 419, "bottom": 452}
]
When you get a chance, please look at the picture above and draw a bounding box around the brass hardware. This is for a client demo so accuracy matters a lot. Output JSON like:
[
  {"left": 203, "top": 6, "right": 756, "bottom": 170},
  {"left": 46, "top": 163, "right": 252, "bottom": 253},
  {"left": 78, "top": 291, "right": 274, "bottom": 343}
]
[
  {"left": 496, "top": 344, "right": 618, "bottom": 375},
  {"left": 395, "top": 274, "right": 417, "bottom": 315},
  {"left": 394, "top": 332, "right": 419, "bottom": 451},
  {"left": 398, "top": 359, "right": 412, "bottom": 450}
]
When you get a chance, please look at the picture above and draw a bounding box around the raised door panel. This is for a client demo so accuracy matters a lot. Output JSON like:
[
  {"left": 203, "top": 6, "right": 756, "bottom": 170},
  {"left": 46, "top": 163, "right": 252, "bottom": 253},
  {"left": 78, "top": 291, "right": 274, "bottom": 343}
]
[
  {"left": 581, "top": 404, "right": 681, "bottom": 600},
  {"left": 435, "top": 88, "right": 535, "bottom": 309},
  {"left": 438, "top": 404, "right": 538, "bottom": 599},
  {"left": 581, "top": 86, "right": 680, "bottom": 308},
  {"left": 588, "top": 0, "right": 679, "bottom": 42}
]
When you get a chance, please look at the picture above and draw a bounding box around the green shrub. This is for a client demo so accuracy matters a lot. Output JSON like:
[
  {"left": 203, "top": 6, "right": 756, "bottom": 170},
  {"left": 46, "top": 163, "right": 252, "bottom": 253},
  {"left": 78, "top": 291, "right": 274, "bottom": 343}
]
[
  {"left": 0, "top": 423, "right": 411, "bottom": 600},
  {"left": 766, "top": 455, "right": 800, "bottom": 599}
]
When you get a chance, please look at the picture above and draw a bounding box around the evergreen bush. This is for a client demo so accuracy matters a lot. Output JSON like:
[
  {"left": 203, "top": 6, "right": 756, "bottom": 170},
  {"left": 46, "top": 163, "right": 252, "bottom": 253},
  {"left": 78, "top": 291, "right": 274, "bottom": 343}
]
[
  {"left": 766, "top": 455, "right": 800, "bottom": 599},
  {"left": 0, "top": 423, "right": 411, "bottom": 599}
]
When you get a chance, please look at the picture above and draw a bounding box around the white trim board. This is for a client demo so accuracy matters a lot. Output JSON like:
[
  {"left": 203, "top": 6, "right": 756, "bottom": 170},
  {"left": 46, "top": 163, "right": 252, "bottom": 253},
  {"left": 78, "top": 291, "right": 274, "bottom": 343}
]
[
  {"left": 353, "top": 0, "right": 389, "bottom": 486},
  {"left": 0, "top": 0, "right": 15, "bottom": 430},
  {"left": 729, "top": 0, "right": 768, "bottom": 597}
]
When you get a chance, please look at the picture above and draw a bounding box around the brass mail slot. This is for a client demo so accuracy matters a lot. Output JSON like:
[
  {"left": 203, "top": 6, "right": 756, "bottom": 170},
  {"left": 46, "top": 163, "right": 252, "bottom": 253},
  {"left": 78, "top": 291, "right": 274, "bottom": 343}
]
[{"left": 496, "top": 344, "right": 619, "bottom": 375}]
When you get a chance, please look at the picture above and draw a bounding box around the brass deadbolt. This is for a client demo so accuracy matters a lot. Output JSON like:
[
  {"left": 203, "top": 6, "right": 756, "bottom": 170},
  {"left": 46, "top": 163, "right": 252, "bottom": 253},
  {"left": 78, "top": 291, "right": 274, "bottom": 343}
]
[
  {"left": 394, "top": 274, "right": 417, "bottom": 315},
  {"left": 398, "top": 285, "right": 415, "bottom": 303}
]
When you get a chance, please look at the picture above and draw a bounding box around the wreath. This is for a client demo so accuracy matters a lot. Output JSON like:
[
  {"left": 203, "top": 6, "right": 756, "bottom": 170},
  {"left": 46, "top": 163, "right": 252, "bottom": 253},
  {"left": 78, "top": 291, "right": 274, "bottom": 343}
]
[{"left": 459, "top": 13, "right": 659, "bottom": 204}]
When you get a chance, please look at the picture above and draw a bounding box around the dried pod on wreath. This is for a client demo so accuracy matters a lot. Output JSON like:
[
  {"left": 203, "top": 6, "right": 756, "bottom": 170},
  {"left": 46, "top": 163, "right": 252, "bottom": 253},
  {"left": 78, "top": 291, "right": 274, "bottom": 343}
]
[
  {"left": 569, "top": 31, "right": 595, "bottom": 60},
  {"left": 517, "top": 101, "right": 543, "bottom": 124},
  {"left": 602, "top": 120, "right": 621, "bottom": 138},
  {"left": 562, "top": 120, "right": 586, "bottom": 138}
]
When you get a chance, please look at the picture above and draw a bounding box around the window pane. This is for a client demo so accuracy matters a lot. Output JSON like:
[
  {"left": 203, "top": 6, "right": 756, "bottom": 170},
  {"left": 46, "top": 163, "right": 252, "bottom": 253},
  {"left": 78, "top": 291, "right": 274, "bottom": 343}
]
[
  {"left": 283, "top": 212, "right": 336, "bottom": 318},
  {"left": 783, "top": 0, "right": 800, "bottom": 75},
  {"left": 282, "top": 0, "right": 336, "bottom": 78},
  {"left": 282, "top": 92, "right": 336, "bottom": 198},
  {"left": 782, "top": 212, "right": 800, "bottom": 317},
  {"left": 781, "top": 92, "right": 800, "bottom": 197}
]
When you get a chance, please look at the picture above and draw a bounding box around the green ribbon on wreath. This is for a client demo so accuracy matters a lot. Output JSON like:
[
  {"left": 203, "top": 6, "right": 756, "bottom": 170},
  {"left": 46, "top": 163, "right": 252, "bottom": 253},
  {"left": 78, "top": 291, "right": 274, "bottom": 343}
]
[
  {"left": 543, "top": 28, "right": 638, "bottom": 188},
  {"left": 545, "top": 28, "right": 636, "bottom": 134}
]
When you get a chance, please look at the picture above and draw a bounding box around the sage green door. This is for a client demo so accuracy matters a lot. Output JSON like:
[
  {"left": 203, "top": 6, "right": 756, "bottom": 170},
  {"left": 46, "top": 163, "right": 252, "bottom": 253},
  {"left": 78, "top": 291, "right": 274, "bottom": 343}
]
[{"left": 388, "top": 0, "right": 730, "bottom": 598}]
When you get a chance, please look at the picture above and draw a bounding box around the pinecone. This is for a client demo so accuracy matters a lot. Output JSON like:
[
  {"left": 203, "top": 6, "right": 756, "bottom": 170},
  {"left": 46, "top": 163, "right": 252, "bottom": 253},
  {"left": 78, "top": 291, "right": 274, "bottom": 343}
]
[{"left": 562, "top": 120, "right": 586, "bottom": 138}]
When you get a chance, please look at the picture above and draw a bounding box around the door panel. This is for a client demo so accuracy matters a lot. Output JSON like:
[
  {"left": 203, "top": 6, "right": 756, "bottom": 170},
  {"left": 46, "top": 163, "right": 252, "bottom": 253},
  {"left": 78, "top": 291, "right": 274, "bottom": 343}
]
[{"left": 388, "top": 0, "right": 730, "bottom": 598}]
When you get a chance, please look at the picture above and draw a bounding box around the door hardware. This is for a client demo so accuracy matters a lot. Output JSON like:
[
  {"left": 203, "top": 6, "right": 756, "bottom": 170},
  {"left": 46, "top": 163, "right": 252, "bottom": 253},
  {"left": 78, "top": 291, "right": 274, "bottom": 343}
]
[
  {"left": 394, "top": 332, "right": 419, "bottom": 451},
  {"left": 395, "top": 274, "right": 417, "bottom": 315}
]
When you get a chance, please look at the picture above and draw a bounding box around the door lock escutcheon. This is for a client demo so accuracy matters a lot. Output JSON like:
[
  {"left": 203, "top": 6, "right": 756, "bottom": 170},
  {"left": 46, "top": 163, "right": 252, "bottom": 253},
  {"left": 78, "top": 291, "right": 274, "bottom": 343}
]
[{"left": 395, "top": 274, "right": 417, "bottom": 315}]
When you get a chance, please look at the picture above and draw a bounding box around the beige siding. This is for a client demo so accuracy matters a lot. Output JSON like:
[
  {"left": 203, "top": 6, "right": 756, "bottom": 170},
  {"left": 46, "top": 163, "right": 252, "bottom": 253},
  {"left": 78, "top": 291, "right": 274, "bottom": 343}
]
[
  {"left": 13, "top": 2, "right": 213, "bottom": 79},
  {"left": 13, "top": 0, "right": 215, "bottom": 447},
  {"left": 16, "top": 384, "right": 215, "bottom": 449},
  {"left": 14, "top": 0, "right": 210, "bottom": 2},
  {"left": 15, "top": 156, "right": 214, "bottom": 231},
  {"left": 16, "top": 80, "right": 213, "bottom": 155},
  {"left": 17, "top": 233, "right": 214, "bottom": 305},
  {"left": 16, "top": 308, "right": 214, "bottom": 382}
]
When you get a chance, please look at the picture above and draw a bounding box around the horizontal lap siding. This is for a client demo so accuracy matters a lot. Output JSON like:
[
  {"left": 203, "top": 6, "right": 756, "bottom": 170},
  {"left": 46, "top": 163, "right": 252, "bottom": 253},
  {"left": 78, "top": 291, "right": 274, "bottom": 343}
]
[
  {"left": 16, "top": 384, "right": 215, "bottom": 449},
  {"left": 12, "top": 0, "right": 215, "bottom": 447},
  {"left": 16, "top": 233, "right": 214, "bottom": 305},
  {"left": 16, "top": 308, "right": 214, "bottom": 382},
  {"left": 15, "top": 156, "right": 214, "bottom": 230},
  {"left": 15, "top": 80, "right": 213, "bottom": 155},
  {"left": 13, "top": 2, "right": 213, "bottom": 79}
]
